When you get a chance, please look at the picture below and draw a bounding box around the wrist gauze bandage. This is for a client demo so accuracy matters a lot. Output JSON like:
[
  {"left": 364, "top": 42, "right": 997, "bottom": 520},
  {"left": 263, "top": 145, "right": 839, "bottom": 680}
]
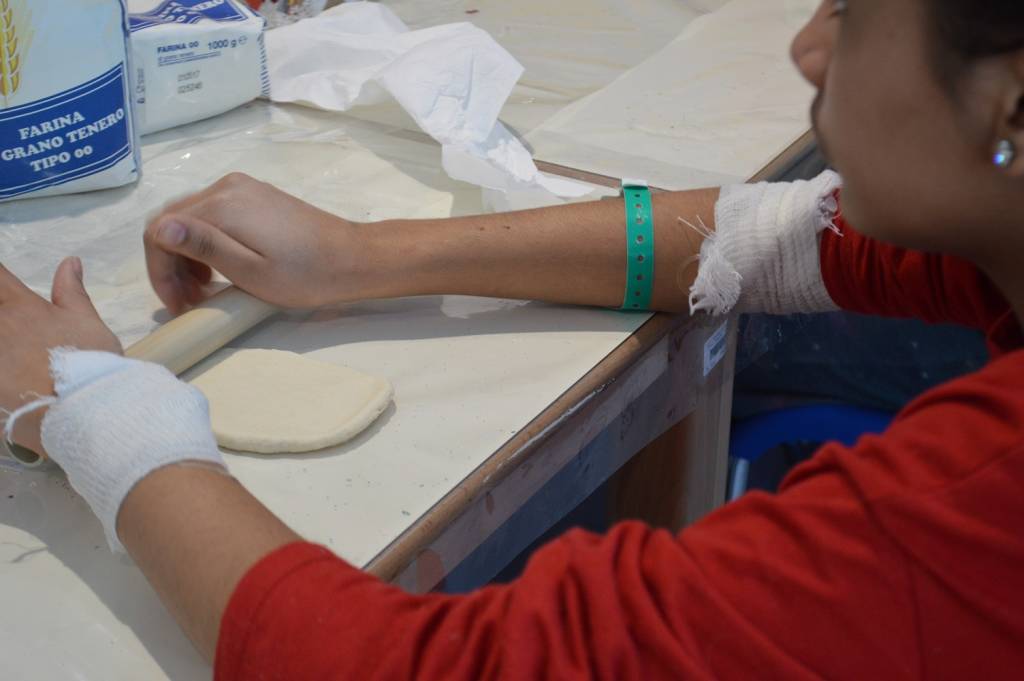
[
  {"left": 4, "top": 350, "right": 224, "bottom": 553},
  {"left": 689, "top": 170, "right": 843, "bottom": 316}
]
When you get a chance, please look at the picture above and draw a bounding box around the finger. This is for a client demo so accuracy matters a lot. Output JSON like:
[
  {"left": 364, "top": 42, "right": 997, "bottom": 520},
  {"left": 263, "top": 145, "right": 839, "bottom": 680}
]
[
  {"left": 171, "top": 259, "right": 214, "bottom": 307},
  {"left": 188, "top": 259, "right": 213, "bottom": 286},
  {"left": 144, "top": 213, "right": 261, "bottom": 315},
  {"left": 51, "top": 257, "right": 102, "bottom": 318},
  {"left": 0, "top": 261, "right": 34, "bottom": 303},
  {"left": 181, "top": 260, "right": 213, "bottom": 309}
]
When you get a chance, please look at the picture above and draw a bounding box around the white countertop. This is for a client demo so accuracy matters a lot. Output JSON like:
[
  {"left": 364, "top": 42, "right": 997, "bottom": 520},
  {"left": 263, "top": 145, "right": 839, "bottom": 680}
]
[
  {"left": 0, "top": 101, "right": 641, "bottom": 681},
  {"left": 0, "top": 1, "right": 815, "bottom": 677},
  {"left": 527, "top": 0, "right": 818, "bottom": 189},
  {"left": 352, "top": 0, "right": 731, "bottom": 135}
]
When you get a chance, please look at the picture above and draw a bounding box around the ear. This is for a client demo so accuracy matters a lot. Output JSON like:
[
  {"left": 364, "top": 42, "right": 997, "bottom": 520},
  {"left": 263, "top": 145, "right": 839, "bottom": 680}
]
[{"left": 993, "top": 51, "right": 1024, "bottom": 177}]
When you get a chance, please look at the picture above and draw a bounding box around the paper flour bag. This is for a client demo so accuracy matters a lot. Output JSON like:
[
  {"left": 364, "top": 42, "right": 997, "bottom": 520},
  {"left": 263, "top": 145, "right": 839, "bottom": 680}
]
[
  {"left": 127, "top": 0, "right": 268, "bottom": 135},
  {"left": 0, "top": 0, "right": 140, "bottom": 202}
]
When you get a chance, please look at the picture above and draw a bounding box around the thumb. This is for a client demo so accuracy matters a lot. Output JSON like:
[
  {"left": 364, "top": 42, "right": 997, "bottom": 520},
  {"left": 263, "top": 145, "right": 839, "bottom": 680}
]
[{"left": 51, "top": 257, "right": 100, "bottom": 316}]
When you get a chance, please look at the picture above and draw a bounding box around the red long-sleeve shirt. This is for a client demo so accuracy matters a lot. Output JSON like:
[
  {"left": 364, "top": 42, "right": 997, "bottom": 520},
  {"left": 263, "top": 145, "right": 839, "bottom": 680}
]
[{"left": 215, "top": 219, "right": 1024, "bottom": 680}]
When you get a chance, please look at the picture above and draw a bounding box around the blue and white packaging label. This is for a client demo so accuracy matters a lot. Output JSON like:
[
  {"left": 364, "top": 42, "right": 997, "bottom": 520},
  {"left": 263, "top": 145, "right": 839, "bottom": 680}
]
[
  {"left": 0, "top": 0, "right": 140, "bottom": 202},
  {"left": 127, "top": 0, "right": 268, "bottom": 135},
  {"left": 129, "top": 0, "right": 252, "bottom": 29}
]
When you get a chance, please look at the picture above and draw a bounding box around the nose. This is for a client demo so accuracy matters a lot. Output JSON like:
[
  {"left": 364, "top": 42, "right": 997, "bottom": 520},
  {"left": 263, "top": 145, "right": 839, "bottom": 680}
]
[{"left": 791, "top": 1, "right": 837, "bottom": 91}]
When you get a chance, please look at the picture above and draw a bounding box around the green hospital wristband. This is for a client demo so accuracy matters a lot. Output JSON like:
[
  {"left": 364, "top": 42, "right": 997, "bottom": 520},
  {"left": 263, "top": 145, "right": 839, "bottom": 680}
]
[{"left": 621, "top": 181, "right": 655, "bottom": 310}]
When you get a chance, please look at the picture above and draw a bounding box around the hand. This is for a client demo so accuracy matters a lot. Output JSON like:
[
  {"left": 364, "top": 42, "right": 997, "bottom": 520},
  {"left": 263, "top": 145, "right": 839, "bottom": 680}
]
[
  {"left": 0, "top": 258, "right": 122, "bottom": 455},
  {"left": 144, "top": 173, "right": 364, "bottom": 315}
]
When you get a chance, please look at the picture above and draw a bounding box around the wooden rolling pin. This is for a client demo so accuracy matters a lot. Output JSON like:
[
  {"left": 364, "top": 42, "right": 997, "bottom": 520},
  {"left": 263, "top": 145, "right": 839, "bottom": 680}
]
[{"left": 126, "top": 286, "right": 278, "bottom": 375}]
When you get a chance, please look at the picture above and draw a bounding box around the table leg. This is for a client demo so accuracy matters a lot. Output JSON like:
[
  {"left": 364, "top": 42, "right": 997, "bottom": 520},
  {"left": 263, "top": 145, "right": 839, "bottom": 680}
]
[{"left": 610, "top": 321, "right": 736, "bottom": 530}]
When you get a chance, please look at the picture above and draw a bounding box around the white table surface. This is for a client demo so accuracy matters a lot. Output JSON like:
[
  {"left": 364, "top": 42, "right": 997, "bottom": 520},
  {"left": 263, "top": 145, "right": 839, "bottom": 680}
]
[
  {"left": 348, "top": 0, "right": 732, "bottom": 135},
  {"left": 358, "top": 0, "right": 816, "bottom": 191},
  {"left": 0, "top": 101, "right": 640, "bottom": 681},
  {"left": 527, "top": 0, "right": 818, "bottom": 189},
  {"left": 0, "top": 1, "right": 815, "bottom": 678}
]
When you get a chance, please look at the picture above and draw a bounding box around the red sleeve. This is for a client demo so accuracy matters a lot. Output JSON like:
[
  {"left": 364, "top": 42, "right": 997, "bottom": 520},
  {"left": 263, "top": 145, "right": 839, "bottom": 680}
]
[
  {"left": 215, "top": 435, "right": 1024, "bottom": 681},
  {"left": 216, "top": 339, "right": 1024, "bottom": 681},
  {"left": 820, "top": 216, "right": 1019, "bottom": 353},
  {"left": 215, "top": 358, "right": 1024, "bottom": 681},
  {"left": 213, "top": 213, "right": 1024, "bottom": 681},
  {"left": 217, "top": 502, "right": 917, "bottom": 681}
]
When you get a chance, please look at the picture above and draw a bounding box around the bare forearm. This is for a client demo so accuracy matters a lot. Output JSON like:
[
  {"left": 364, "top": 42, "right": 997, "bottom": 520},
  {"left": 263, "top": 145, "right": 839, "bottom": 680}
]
[
  {"left": 143, "top": 174, "right": 720, "bottom": 314},
  {"left": 353, "top": 189, "right": 719, "bottom": 312},
  {"left": 117, "top": 465, "right": 301, "bottom": 662}
]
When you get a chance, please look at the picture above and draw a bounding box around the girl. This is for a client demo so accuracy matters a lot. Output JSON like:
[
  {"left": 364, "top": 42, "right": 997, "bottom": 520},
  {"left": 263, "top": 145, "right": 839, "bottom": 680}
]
[{"left": 2, "top": 0, "right": 1022, "bottom": 677}]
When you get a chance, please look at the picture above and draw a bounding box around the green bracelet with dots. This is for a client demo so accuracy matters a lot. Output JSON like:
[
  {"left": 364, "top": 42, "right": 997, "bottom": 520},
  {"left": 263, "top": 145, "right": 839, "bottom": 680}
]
[{"left": 620, "top": 181, "right": 655, "bottom": 311}]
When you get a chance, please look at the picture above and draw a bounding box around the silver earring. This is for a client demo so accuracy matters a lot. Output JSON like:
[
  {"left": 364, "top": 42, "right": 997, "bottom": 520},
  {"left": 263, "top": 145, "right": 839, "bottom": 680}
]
[{"left": 994, "top": 139, "right": 1016, "bottom": 169}]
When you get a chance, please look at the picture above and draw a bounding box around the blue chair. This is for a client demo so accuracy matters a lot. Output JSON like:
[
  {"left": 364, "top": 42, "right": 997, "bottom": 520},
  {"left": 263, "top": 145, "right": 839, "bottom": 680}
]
[{"left": 728, "top": 404, "right": 893, "bottom": 501}]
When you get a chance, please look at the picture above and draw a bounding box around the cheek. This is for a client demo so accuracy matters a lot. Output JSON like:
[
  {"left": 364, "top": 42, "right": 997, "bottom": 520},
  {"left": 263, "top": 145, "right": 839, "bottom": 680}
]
[
  {"left": 816, "top": 60, "right": 956, "bottom": 248},
  {"left": 814, "top": 70, "right": 886, "bottom": 236}
]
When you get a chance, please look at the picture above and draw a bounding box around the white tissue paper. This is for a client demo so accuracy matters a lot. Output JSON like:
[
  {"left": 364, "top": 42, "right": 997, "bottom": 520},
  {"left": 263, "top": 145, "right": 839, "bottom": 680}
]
[{"left": 264, "top": 2, "right": 592, "bottom": 207}]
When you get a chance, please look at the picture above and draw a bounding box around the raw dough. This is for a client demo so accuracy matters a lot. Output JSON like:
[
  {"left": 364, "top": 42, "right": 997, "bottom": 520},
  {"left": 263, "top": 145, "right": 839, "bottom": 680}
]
[{"left": 189, "top": 349, "right": 393, "bottom": 454}]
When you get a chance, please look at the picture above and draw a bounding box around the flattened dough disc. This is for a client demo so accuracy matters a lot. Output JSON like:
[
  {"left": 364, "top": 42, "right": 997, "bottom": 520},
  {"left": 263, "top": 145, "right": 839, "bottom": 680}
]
[{"left": 190, "top": 349, "right": 393, "bottom": 454}]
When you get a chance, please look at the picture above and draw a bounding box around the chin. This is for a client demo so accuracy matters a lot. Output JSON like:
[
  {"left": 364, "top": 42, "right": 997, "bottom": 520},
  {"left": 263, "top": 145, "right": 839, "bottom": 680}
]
[
  {"left": 835, "top": 184, "right": 889, "bottom": 242},
  {"left": 835, "top": 186, "right": 884, "bottom": 238},
  {"left": 837, "top": 183, "right": 932, "bottom": 252},
  {"left": 836, "top": 182, "right": 868, "bottom": 231}
]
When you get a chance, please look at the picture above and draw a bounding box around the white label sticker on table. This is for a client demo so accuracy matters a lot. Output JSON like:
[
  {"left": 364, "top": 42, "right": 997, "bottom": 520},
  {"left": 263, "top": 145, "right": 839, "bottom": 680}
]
[{"left": 703, "top": 321, "right": 728, "bottom": 377}]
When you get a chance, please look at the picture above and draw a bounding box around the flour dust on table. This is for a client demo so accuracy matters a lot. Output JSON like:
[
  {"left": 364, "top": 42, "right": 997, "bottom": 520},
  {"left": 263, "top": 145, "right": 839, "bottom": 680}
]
[{"left": 189, "top": 349, "right": 393, "bottom": 454}]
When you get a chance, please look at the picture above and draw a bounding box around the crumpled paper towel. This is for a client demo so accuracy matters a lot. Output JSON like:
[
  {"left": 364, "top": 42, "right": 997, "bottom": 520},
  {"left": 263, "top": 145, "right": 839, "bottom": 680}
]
[{"left": 264, "top": 2, "right": 593, "bottom": 206}]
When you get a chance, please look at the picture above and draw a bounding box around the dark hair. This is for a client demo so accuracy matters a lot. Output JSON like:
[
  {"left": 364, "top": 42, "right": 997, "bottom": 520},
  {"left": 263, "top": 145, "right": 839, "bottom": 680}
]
[{"left": 931, "top": 1, "right": 1024, "bottom": 60}]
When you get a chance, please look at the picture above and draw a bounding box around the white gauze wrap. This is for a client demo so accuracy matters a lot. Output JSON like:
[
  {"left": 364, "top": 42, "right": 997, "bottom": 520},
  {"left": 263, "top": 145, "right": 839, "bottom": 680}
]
[
  {"left": 689, "top": 170, "right": 844, "bottom": 316},
  {"left": 39, "top": 350, "right": 225, "bottom": 553}
]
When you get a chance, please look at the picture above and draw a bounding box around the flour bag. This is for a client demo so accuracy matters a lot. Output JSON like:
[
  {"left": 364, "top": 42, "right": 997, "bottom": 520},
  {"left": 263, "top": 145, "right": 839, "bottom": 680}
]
[
  {"left": 127, "top": 0, "right": 268, "bottom": 135},
  {"left": 0, "top": 0, "right": 140, "bottom": 202}
]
